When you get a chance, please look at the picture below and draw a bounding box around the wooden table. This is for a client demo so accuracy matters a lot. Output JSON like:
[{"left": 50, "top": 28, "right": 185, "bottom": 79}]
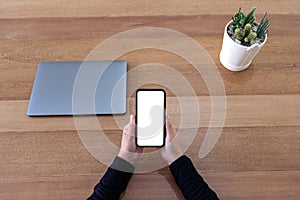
[{"left": 0, "top": 1, "right": 299, "bottom": 199}]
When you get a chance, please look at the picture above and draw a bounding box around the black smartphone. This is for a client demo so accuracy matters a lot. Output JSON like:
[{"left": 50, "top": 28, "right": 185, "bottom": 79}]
[{"left": 135, "top": 89, "right": 166, "bottom": 147}]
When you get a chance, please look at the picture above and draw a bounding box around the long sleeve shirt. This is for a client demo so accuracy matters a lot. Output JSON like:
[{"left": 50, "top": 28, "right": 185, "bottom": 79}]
[{"left": 87, "top": 155, "right": 219, "bottom": 200}]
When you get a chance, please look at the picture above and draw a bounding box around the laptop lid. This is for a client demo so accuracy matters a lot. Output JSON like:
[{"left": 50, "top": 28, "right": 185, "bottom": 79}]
[{"left": 27, "top": 60, "right": 127, "bottom": 116}]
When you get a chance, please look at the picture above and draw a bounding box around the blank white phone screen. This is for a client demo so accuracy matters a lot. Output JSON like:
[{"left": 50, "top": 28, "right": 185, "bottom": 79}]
[{"left": 137, "top": 90, "right": 165, "bottom": 146}]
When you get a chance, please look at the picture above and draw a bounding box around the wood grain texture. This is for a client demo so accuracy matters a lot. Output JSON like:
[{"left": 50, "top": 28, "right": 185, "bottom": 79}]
[
  {"left": 1, "top": 95, "right": 299, "bottom": 133},
  {"left": 0, "top": 15, "right": 299, "bottom": 100},
  {"left": 1, "top": 15, "right": 299, "bottom": 40},
  {"left": 0, "top": 127, "right": 299, "bottom": 177},
  {"left": 0, "top": 171, "right": 299, "bottom": 200},
  {"left": 1, "top": 0, "right": 299, "bottom": 199},
  {"left": 0, "top": 0, "right": 299, "bottom": 18}
]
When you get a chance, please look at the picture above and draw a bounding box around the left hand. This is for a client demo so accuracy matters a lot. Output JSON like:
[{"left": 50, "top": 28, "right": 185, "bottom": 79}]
[{"left": 118, "top": 114, "right": 143, "bottom": 165}]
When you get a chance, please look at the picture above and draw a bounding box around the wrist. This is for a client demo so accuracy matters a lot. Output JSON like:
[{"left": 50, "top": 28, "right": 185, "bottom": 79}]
[
  {"left": 111, "top": 156, "right": 135, "bottom": 173},
  {"left": 118, "top": 150, "right": 135, "bottom": 165},
  {"left": 167, "top": 153, "right": 183, "bottom": 165}
]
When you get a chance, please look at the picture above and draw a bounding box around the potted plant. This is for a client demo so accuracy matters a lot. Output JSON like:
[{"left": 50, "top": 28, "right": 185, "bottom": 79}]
[{"left": 219, "top": 7, "right": 270, "bottom": 71}]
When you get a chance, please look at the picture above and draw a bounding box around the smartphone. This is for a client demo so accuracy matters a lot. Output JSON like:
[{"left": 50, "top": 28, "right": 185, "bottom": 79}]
[{"left": 136, "top": 89, "right": 166, "bottom": 147}]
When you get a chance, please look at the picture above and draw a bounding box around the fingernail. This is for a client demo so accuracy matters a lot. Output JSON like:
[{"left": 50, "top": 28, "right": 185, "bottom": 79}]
[{"left": 130, "top": 114, "right": 134, "bottom": 123}]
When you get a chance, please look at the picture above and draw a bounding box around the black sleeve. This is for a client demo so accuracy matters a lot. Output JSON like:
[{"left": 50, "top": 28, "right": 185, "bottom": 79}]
[
  {"left": 87, "top": 156, "right": 135, "bottom": 200},
  {"left": 169, "top": 155, "right": 219, "bottom": 200}
]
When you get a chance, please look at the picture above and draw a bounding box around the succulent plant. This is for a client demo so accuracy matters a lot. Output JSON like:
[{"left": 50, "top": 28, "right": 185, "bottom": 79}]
[
  {"left": 229, "top": 7, "right": 270, "bottom": 46},
  {"left": 256, "top": 12, "right": 270, "bottom": 38}
]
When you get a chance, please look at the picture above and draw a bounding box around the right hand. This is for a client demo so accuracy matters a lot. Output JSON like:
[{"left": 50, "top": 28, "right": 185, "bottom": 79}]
[{"left": 159, "top": 116, "right": 183, "bottom": 165}]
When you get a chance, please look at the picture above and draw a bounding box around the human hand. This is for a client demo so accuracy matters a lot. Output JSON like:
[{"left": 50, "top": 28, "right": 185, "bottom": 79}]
[
  {"left": 118, "top": 114, "right": 143, "bottom": 165},
  {"left": 159, "top": 116, "right": 183, "bottom": 165}
]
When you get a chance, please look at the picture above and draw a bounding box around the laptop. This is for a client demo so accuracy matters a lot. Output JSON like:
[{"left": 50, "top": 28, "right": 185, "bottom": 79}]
[{"left": 27, "top": 60, "right": 127, "bottom": 116}]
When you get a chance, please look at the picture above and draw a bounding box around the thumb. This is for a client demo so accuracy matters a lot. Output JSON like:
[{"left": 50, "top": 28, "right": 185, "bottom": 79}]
[{"left": 130, "top": 114, "right": 135, "bottom": 124}]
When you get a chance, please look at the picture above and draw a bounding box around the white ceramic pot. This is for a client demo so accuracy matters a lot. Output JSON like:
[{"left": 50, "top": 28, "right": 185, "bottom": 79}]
[{"left": 219, "top": 21, "right": 267, "bottom": 71}]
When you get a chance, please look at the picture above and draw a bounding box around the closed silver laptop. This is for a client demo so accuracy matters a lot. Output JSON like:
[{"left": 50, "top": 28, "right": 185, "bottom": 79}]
[{"left": 27, "top": 60, "right": 127, "bottom": 116}]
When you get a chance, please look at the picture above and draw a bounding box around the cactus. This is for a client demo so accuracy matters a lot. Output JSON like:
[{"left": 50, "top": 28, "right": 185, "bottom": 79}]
[
  {"left": 244, "top": 32, "right": 257, "bottom": 43},
  {"left": 229, "top": 7, "right": 270, "bottom": 46},
  {"left": 233, "top": 23, "right": 257, "bottom": 43},
  {"left": 234, "top": 28, "right": 243, "bottom": 40},
  {"left": 244, "top": 23, "right": 252, "bottom": 37}
]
